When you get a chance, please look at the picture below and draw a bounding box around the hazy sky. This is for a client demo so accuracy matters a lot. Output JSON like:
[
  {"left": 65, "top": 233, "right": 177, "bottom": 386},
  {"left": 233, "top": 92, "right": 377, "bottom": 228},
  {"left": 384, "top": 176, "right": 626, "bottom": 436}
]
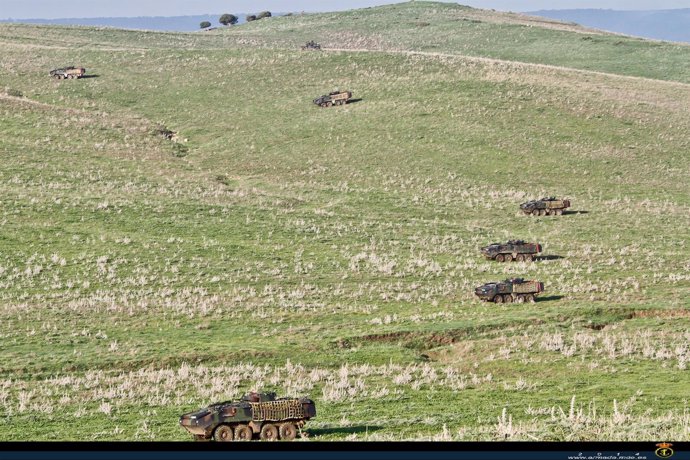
[{"left": 2, "top": 0, "right": 690, "bottom": 19}]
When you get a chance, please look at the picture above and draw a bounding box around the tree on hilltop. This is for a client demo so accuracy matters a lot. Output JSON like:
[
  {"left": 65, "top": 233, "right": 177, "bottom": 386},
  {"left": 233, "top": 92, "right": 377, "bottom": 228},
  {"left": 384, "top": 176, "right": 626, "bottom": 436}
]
[
  {"left": 219, "top": 14, "right": 238, "bottom": 26},
  {"left": 256, "top": 11, "right": 272, "bottom": 19},
  {"left": 246, "top": 15, "right": 257, "bottom": 22},
  {"left": 199, "top": 21, "right": 211, "bottom": 29}
]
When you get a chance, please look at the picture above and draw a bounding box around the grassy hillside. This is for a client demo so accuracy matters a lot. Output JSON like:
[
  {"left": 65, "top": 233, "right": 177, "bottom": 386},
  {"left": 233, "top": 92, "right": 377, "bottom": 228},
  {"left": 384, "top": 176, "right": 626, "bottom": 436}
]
[
  {"left": 0, "top": 1, "right": 689, "bottom": 441},
  {"left": 220, "top": 2, "right": 690, "bottom": 84}
]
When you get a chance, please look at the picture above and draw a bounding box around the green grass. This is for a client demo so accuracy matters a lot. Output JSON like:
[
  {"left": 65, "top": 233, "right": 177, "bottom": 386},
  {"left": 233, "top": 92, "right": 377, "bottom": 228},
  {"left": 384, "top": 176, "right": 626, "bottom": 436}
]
[
  {"left": 220, "top": 1, "right": 690, "bottom": 84},
  {"left": 0, "top": 1, "right": 689, "bottom": 441}
]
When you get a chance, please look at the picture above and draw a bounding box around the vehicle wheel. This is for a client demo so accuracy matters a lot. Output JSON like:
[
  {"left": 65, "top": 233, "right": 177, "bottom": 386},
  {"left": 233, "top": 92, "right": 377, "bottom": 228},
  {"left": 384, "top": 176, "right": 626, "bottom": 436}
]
[
  {"left": 531, "top": 209, "right": 539, "bottom": 216},
  {"left": 326, "top": 102, "right": 333, "bottom": 107},
  {"left": 234, "top": 424, "right": 253, "bottom": 441},
  {"left": 525, "top": 294, "right": 535, "bottom": 303},
  {"left": 493, "top": 295, "right": 503, "bottom": 304},
  {"left": 504, "top": 254, "right": 513, "bottom": 262},
  {"left": 214, "top": 424, "right": 234, "bottom": 442},
  {"left": 515, "top": 295, "right": 525, "bottom": 304},
  {"left": 539, "top": 209, "right": 547, "bottom": 216},
  {"left": 515, "top": 254, "right": 524, "bottom": 262},
  {"left": 260, "top": 423, "right": 279, "bottom": 441},
  {"left": 525, "top": 254, "right": 533, "bottom": 261},
  {"left": 495, "top": 254, "right": 504, "bottom": 262},
  {"left": 556, "top": 209, "right": 563, "bottom": 215},
  {"left": 279, "top": 423, "right": 297, "bottom": 441},
  {"left": 503, "top": 295, "right": 513, "bottom": 303}
]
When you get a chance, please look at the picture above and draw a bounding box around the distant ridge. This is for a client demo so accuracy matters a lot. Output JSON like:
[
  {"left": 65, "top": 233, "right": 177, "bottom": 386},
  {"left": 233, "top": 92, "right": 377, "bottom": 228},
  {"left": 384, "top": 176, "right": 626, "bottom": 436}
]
[
  {"left": 528, "top": 9, "right": 690, "bottom": 44},
  {"left": 0, "top": 13, "right": 287, "bottom": 32}
]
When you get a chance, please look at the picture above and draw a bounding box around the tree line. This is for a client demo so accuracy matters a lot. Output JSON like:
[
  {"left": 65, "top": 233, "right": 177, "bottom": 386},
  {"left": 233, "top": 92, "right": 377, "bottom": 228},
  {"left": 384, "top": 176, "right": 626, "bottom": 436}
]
[{"left": 200, "top": 11, "right": 272, "bottom": 29}]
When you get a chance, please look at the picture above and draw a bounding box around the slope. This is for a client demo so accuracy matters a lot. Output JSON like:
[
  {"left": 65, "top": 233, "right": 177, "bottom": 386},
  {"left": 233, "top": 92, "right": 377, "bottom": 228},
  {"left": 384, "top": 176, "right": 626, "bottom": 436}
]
[
  {"left": 219, "top": 1, "right": 690, "bottom": 84},
  {"left": 0, "top": 3, "right": 689, "bottom": 441}
]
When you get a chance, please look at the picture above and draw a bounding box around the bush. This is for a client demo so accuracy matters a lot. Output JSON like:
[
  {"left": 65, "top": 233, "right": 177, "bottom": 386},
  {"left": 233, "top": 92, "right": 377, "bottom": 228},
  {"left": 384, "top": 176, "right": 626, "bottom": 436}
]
[
  {"left": 3, "top": 87, "right": 22, "bottom": 98},
  {"left": 256, "top": 11, "right": 272, "bottom": 19},
  {"left": 219, "top": 14, "right": 238, "bottom": 26},
  {"left": 172, "top": 143, "right": 189, "bottom": 158},
  {"left": 199, "top": 21, "right": 211, "bottom": 29},
  {"left": 246, "top": 15, "right": 257, "bottom": 22}
]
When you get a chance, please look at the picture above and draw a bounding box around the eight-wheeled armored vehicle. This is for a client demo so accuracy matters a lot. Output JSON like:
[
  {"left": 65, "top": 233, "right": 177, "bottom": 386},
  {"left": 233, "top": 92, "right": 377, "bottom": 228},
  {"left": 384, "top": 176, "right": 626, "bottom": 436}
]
[
  {"left": 520, "top": 197, "right": 570, "bottom": 216},
  {"left": 301, "top": 40, "right": 321, "bottom": 50},
  {"left": 313, "top": 90, "right": 352, "bottom": 107},
  {"left": 475, "top": 278, "right": 544, "bottom": 303},
  {"left": 180, "top": 392, "right": 316, "bottom": 442},
  {"left": 480, "top": 240, "right": 542, "bottom": 262},
  {"left": 50, "top": 67, "right": 86, "bottom": 79}
]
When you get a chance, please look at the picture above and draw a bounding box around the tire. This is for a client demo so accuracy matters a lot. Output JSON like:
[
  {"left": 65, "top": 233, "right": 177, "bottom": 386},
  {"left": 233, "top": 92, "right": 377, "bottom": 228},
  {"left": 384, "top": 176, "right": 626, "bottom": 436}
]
[
  {"left": 503, "top": 294, "right": 513, "bottom": 303},
  {"left": 525, "top": 294, "right": 535, "bottom": 303},
  {"left": 493, "top": 295, "right": 503, "bottom": 304},
  {"left": 214, "top": 424, "right": 234, "bottom": 442},
  {"left": 515, "top": 254, "right": 524, "bottom": 262},
  {"left": 260, "top": 423, "right": 279, "bottom": 441},
  {"left": 531, "top": 209, "right": 539, "bottom": 216},
  {"left": 539, "top": 209, "right": 547, "bottom": 216},
  {"left": 515, "top": 295, "right": 524, "bottom": 304},
  {"left": 504, "top": 254, "right": 513, "bottom": 262},
  {"left": 234, "top": 424, "right": 253, "bottom": 441},
  {"left": 279, "top": 423, "right": 297, "bottom": 441},
  {"left": 326, "top": 102, "right": 333, "bottom": 107},
  {"left": 495, "top": 254, "right": 504, "bottom": 262},
  {"left": 556, "top": 209, "right": 563, "bottom": 215}
]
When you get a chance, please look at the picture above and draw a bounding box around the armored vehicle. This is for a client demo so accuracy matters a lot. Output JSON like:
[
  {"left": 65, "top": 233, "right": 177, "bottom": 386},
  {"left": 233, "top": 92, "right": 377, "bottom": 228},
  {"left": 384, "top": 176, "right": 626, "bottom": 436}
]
[
  {"left": 50, "top": 67, "right": 85, "bottom": 79},
  {"left": 301, "top": 40, "right": 321, "bottom": 50},
  {"left": 313, "top": 90, "right": 352, "bottom": 107},
  {"left": 481, "top": 240, "right": 541, "bottom": 262},
  {"left": 520, "top": 197, "right": 570, "bottom": 216},
  {"left": 180, "top": 392, "right": 316, "bottom": 442},
  {"left": 475, "top": 278, "right": 544, "bottom": 303}
]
